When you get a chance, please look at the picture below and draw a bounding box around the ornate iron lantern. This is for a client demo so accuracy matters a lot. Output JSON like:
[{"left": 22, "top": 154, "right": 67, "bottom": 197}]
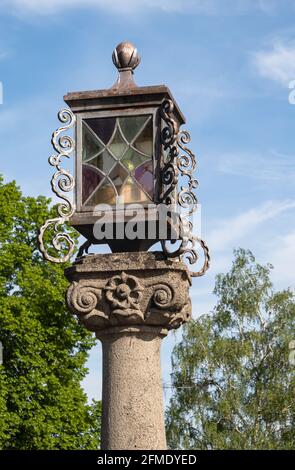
[{"left": 39, "top": 42, "right": 209, "bottom": 276}]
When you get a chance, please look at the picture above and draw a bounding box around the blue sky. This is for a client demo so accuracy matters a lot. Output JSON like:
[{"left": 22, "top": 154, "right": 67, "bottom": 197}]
[{"left": 1, "top": 0, "right": 295, "bottom": 402}]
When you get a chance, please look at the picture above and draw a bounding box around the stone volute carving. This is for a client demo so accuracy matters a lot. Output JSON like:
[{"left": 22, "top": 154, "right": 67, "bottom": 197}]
[{"left": 65, "top": 252, "right": 192, "bottom": 334}]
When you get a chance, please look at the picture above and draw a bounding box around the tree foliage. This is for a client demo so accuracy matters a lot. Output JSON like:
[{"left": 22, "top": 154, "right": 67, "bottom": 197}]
[
  {"left": 0, "top": 176, "right": 101, "bottom": 449},
  {"left": 166, "top": 249, "right": 295, "bottom": 449}
]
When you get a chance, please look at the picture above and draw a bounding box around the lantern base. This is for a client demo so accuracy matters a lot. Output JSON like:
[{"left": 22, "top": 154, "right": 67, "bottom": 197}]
[
  {"left": 77, "top": 238, "right": 157, "bottom": 258},
  {"left": 70, "top": 208, "right": 182, "bottom": 255}
]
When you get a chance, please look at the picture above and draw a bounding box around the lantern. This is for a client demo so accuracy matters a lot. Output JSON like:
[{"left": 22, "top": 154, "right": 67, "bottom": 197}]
[{"left": 39, "top": 42, "right": 209, "bottom": 276}]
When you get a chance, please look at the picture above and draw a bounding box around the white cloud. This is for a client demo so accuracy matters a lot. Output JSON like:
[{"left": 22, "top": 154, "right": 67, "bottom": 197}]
[
  {"left": 0, "top": 0, "right": 286, "bottom": 16},
  {"left": 0, "top": 0, "right": 198, "bottom": 15},
  {"left": 199, "top": 200, "right": 295, "bottom": 294},
  {"left": 207, "top": 200, "right": 295, "bottom": 252},
  {"left": 216, "top": 150, "right": 295, "bottom": 182},
  {"left": 254, "top": 40, "right": 295, "bottom": 86}
]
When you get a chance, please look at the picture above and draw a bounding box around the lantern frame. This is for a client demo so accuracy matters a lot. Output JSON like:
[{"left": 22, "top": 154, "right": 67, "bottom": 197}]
[{"left": 64, "top": 84, "right": 185, "bottom": 247}]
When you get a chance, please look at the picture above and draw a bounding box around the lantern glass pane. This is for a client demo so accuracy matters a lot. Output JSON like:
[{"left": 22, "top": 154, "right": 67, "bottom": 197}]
[
  {"left": 121, "top": 148, "right": 148, "bottom": 171},
  {"left": 120, "top": 177, "right": 150, "bottom": 204},
  {"left": 82, "top": 123, "right": 103, "bottom": 161},
  {"left": 133, "top": 120, "right": 153, "bottom": 156},
  {"left": 82, "top": 165, "right": 103, "bottom": 203},
  {"left": 134, "top": 161, "right": 153, "bottom": 199},
  {"left": 85, "top": 117, "right": 116, "bottom": 144},
  {"left": 108, "top": 128, "right": 128, "bottom": 158},
  {"left": 86, "top": 178, "right": 117, "bottom": 206},
  {"left": 81, "top": 114, "right": 154, "bottom": 207},
  {"left": 108, "top": 163, "right": 129, "bottom": 194},
  {"left": 86, "top": 150, "right": 116, "bottom": 174},
  {"left": 119, "top": 115, "right": 148, "bottom": 142}
]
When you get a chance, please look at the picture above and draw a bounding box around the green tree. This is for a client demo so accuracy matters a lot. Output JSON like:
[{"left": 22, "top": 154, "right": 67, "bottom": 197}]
[
  {"left": 0, "top": 176, "right": 101, "bottom": 449},
  {"left": 166, "top": 249, "right": 295, "bottom": 449}
]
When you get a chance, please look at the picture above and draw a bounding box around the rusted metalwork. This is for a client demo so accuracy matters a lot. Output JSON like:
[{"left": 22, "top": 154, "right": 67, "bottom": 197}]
[
  {"left": 160, "top": 99, "right": 210, "bottom": 276},
  {"left": 159, "top": 99, "right": 179, "bottom": 205}
]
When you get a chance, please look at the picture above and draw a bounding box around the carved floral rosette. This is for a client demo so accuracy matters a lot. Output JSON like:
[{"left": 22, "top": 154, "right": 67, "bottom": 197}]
[{"left": 65, "top": 253, "right": 192, "bottom": 334}]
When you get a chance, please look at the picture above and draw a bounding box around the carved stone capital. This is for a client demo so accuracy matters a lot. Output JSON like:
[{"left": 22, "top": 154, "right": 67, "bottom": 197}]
[{"left": 65, "top": 252, "right": 192, "bottom": 334}]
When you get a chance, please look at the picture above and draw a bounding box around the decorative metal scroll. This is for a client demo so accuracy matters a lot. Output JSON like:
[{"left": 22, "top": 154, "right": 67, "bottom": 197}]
[
  {"left": 159, "top": 99, "right": 179, "bottom": 205},
  {"left": 160, "top": 99, "right": 210, "bottom": 277},
  {"left": 38, "top": 109, "right": 76, "bottom": 263}
]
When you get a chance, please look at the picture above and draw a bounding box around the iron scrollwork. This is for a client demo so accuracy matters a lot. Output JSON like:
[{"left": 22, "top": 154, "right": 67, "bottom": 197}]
[
  {"left": 38, "top": 109, "right": 76, "bottom": 263},
  {"left": 160, "top": 99, "right": 210, "bottom": 277},
  {"left": 159, "top": 99, "right": 179, "bottom": 205}
]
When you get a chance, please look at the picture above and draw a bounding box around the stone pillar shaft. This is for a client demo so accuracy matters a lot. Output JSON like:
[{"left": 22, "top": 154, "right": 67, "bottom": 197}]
[
  {"left": 99, "top": 326, "right": 167, "bottom": 450},
  {"left": 65, "top": 252, "right": 191, "bottom": 450}
]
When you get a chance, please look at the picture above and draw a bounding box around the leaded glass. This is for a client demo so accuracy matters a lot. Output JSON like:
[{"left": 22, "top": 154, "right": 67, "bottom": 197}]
[
  {"left": 134, "top": 161, "right": 153, "bottom": 198},
  {"left": 82, "top": 123, "right": 103, "bottom": 161},
  {"left": 86, "top": 178, "right": 117, "bottom": 206},
  {"left": 120, "top": 177, "right": 150, "bottom": 204},
  {"left": 109, "top": 163, "right": 129, "bottom": 194},
  {"left": 133, "top": 120, "right": 153, "bottom": 156},
  {"left": 121, "top": 148, "right": 148, "bottom": 171},
  {"left": 86, "top": 117, "right": 116, "bottom": 145},
  {"left": 87, "top": 149, "right": 116, "bottom": 174},
  {"left": 108, "top": 128, "right": 128, "bottom": 158},
  {"left": 81, "top": 114, "right": 154, "bottom": 207},
  {"left": 82, "top": 165, "right": 103, "bottom": 203},
  {"left": 119, "top": 115, "right": 149, "bottom": 142}
]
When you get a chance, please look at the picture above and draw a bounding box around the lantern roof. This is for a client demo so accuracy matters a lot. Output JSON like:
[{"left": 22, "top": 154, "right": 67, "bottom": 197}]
[
  {"left": 64, "top": 85, "right": 184, "bottom": 125},
  {"left": 64, "top": 41, "right": 185, "bottom": 125}
]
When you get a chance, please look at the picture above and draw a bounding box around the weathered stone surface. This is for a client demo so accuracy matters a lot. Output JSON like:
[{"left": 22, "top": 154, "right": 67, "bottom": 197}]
[
  {"left": 99, "top": 326, "right": 167, "bottom": 450},
  {"left": 65, "top": 251, "right": 192, "bottom": 333},
  {"left": 65, "top": 251, "right": 192, "bottom": 450}
]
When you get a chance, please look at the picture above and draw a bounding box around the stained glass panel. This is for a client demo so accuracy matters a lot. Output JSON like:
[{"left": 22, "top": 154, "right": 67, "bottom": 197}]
[
  {"left": 119, "top": 115, "right": 150, "bottom": 142},
  {"left": 82, "top": 165, "right": 103, "bottom": 203},
  {"left": 108, "top": 128, "right": 128, "bottom": 158},
  {"left": 109, "top": 163, "right": 129, "bottom": 194},
  {"left": 87, "top": 149, "right": 116, "bottom": 174},
  {"left": 82, "top": 123, "right": 103, "bottom": 161},
  {"left": 85, "top": 178, "right": 117, "bottom": 206},
  {"left": 121, "top": 148, "right": 149, "bottom": 171},
  {"left": 120, "top": 177, "right": 150, "bottom": 204},
  {"left": 133, "top": 120, "right": 153, "bottom": 156},
  {"left": 82, "top": 114, "right": 154, "bottom": 207},
  {"left": 85, "top": 117, "right": 116, "bottom": 145},
  {"left": 134, "top": 161, "right": 153, "bottom": 199}
]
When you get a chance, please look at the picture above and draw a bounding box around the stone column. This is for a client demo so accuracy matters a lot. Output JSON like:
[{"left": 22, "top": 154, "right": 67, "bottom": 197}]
[{"left": 65, "top": 252, "right": 191, "bottom": 450}]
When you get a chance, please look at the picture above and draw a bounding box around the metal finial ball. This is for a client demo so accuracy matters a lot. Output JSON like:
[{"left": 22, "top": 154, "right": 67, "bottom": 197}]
[{"left": 112, "top": 42, "right": 141, "bottom": 72}]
